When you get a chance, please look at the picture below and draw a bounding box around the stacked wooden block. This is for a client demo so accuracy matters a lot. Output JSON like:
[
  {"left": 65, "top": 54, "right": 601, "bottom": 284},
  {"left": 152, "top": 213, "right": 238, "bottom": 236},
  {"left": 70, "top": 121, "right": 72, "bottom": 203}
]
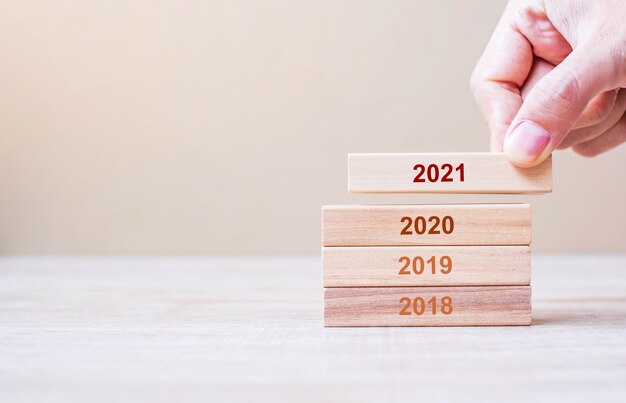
[{"left": 322, "top": 153, "right": 552, "bottom": 326}]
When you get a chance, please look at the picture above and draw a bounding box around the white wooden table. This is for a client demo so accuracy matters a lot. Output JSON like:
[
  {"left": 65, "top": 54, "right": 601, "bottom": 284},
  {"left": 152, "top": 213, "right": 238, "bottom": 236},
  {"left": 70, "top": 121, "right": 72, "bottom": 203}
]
[{"left": 1, "top": 256, "right": 625, "bottom": 402}]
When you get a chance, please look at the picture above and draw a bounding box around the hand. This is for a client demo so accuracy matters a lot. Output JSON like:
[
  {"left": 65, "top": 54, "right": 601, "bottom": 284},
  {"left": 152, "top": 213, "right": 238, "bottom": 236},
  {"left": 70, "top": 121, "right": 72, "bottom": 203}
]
[{"left": 471, "top": 0, "right": 626, "bottom": 167}]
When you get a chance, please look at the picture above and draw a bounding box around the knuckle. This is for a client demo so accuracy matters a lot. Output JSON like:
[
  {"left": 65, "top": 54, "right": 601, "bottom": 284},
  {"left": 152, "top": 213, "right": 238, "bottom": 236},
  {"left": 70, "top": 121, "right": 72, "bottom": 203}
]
[
  {"left": 572, "top": 143, "right": 598, "bottom": 157},
  {"left": 533, "top": 73, "right": 581, "bottom": 114},
  {"left": 469, "top": 68, "right": 483, "bottom": 95},
  {"left": 556, "top": 139, "right": 572, "bottom": 150},
  {"left": 585, "top": 92, "right": 616, "bottom": 122},
  {"left": 582, "top": 18, "right": 626, "bottom": 85},
  {"left": 585, "top": 105, "right": 606, "bottom": 123}
]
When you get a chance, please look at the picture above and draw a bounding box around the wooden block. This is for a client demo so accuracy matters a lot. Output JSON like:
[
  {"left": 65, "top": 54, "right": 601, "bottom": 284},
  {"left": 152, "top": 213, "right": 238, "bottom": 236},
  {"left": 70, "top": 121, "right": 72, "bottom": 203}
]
[
  {"left": 322, "top": 204, "right": 530, "bottom": 246},
  {"left": 348, "top": 152, "right": 552, "bottom": 194},
  {"left": 323, "top": 245, "right": 530, "bottom": 287},
  {"left": 324, "top": 286, "right": 531, "bottom": 327}
]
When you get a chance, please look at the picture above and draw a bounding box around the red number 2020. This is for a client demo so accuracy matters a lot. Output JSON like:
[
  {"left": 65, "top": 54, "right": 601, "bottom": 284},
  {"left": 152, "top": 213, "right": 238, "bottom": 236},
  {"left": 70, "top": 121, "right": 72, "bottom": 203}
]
[{"left": 400, "top": 216, "right": 454, "bottom": 235}]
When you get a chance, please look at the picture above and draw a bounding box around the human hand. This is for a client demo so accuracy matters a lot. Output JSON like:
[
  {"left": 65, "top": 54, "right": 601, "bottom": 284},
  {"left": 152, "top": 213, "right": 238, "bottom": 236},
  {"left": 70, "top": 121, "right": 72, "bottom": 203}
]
[{"left": 471, "top": 0, "right": 626, "bottom": 167}]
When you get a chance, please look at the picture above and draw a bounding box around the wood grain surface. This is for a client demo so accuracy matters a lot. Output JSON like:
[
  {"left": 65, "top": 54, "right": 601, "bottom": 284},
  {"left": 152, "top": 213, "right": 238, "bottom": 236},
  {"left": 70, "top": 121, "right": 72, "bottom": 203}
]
[
  {"left": 1, "top": 256, "right": 625, "bottom": 403},
  {"left": 322, "top": 204, "right": 531, "bottom": 246},
  {"left": 348, "top": 152, "right": 552, "bottom": 194},
  {"left": 324, "top": 286, "right": 531, "bottom": 327},
  {"left": 323, "top": 245, "right": 530, "bottom": 286}
]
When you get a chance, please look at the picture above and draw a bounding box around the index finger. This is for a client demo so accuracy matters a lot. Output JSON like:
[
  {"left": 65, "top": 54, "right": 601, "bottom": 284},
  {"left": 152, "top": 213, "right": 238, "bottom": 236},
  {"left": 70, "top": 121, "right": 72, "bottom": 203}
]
[{"left": 470, "top": 5, "right": 533, "bottom": 151}]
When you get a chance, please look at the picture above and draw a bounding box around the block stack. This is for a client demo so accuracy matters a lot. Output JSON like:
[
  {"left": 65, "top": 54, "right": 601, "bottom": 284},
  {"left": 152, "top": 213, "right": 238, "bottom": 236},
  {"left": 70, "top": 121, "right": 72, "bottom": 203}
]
[{"left": 322, "top": 153, "right": 552, "bottom": 326}]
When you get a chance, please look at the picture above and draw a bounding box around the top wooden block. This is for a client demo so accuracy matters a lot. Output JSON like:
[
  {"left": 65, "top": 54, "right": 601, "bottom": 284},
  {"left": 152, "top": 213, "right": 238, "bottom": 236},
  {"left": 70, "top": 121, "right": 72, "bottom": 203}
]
[{"left": 348, "top": 152, "right": 552, "bottom": 194}]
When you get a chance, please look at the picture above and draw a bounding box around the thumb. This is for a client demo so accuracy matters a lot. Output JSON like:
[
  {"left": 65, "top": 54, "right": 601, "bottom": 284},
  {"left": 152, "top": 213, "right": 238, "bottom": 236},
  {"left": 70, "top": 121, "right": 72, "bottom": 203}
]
[{"left": 503, "top": 49, "right": 615, "bottom": 167}]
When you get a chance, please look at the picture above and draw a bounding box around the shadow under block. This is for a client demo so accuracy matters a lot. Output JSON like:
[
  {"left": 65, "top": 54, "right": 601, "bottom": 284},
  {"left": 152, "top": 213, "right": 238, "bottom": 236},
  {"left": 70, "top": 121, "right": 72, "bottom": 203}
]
[
  {"left": 322, "top": 204, "right": 531, "bottom": 246},
  {"left": 323, "top": 245, "right": 530, "bottom": 287},
  {"left": 348, "top": 152, "right": 552, "bottom": 194},
  {"left": 324, "top": 286, "right": 531, "bottom": 327}
]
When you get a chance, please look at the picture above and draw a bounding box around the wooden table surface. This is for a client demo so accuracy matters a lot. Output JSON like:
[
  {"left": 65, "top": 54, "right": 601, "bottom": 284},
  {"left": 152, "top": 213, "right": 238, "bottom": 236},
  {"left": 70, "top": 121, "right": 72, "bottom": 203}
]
[{"left": 1, "top": 256, "right": 625, "bottom": 402}]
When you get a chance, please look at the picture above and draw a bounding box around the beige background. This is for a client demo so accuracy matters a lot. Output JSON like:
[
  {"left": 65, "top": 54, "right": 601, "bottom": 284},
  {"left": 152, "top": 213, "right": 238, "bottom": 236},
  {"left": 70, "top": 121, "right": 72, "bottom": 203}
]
[{"left": 0, "top": 0, "right": 624, "bottom": 254}]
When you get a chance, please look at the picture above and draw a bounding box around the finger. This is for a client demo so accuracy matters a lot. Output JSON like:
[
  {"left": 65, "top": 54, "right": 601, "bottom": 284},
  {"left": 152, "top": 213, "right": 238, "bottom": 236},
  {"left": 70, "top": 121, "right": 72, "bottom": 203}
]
[
  {"left": 520, "top": 58, "right": 554, "bottom": 100},
  {"left": 559, "top": 89, "right": 626, "bottom": 149},
  {"left": 472, "top": 2, "right": 575, "bottom": 153},
  {"left": 572, "top": 114, "right": 626, "bottom": 157},
  {"left": 503, "top": 46, "right": 621, "bottom": 167},
  {"left": 470, "top": 4, "right": 533, "bottom": 152},
  {"left": 522, "top": 64, "right": 620, "bottom": 130},
  {"left": 572, "top": 89, "right": 619, "bottom": 129},
  {"left": 514, "top": 5, "right": 572, "bottom": 65}
]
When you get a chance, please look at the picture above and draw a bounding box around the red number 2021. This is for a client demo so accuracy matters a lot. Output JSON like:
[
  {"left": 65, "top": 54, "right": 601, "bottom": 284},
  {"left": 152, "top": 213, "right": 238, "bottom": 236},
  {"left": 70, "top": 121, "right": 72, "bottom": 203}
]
[{"left": 413, "top": 163, "right": 465, "bottom": 183}]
